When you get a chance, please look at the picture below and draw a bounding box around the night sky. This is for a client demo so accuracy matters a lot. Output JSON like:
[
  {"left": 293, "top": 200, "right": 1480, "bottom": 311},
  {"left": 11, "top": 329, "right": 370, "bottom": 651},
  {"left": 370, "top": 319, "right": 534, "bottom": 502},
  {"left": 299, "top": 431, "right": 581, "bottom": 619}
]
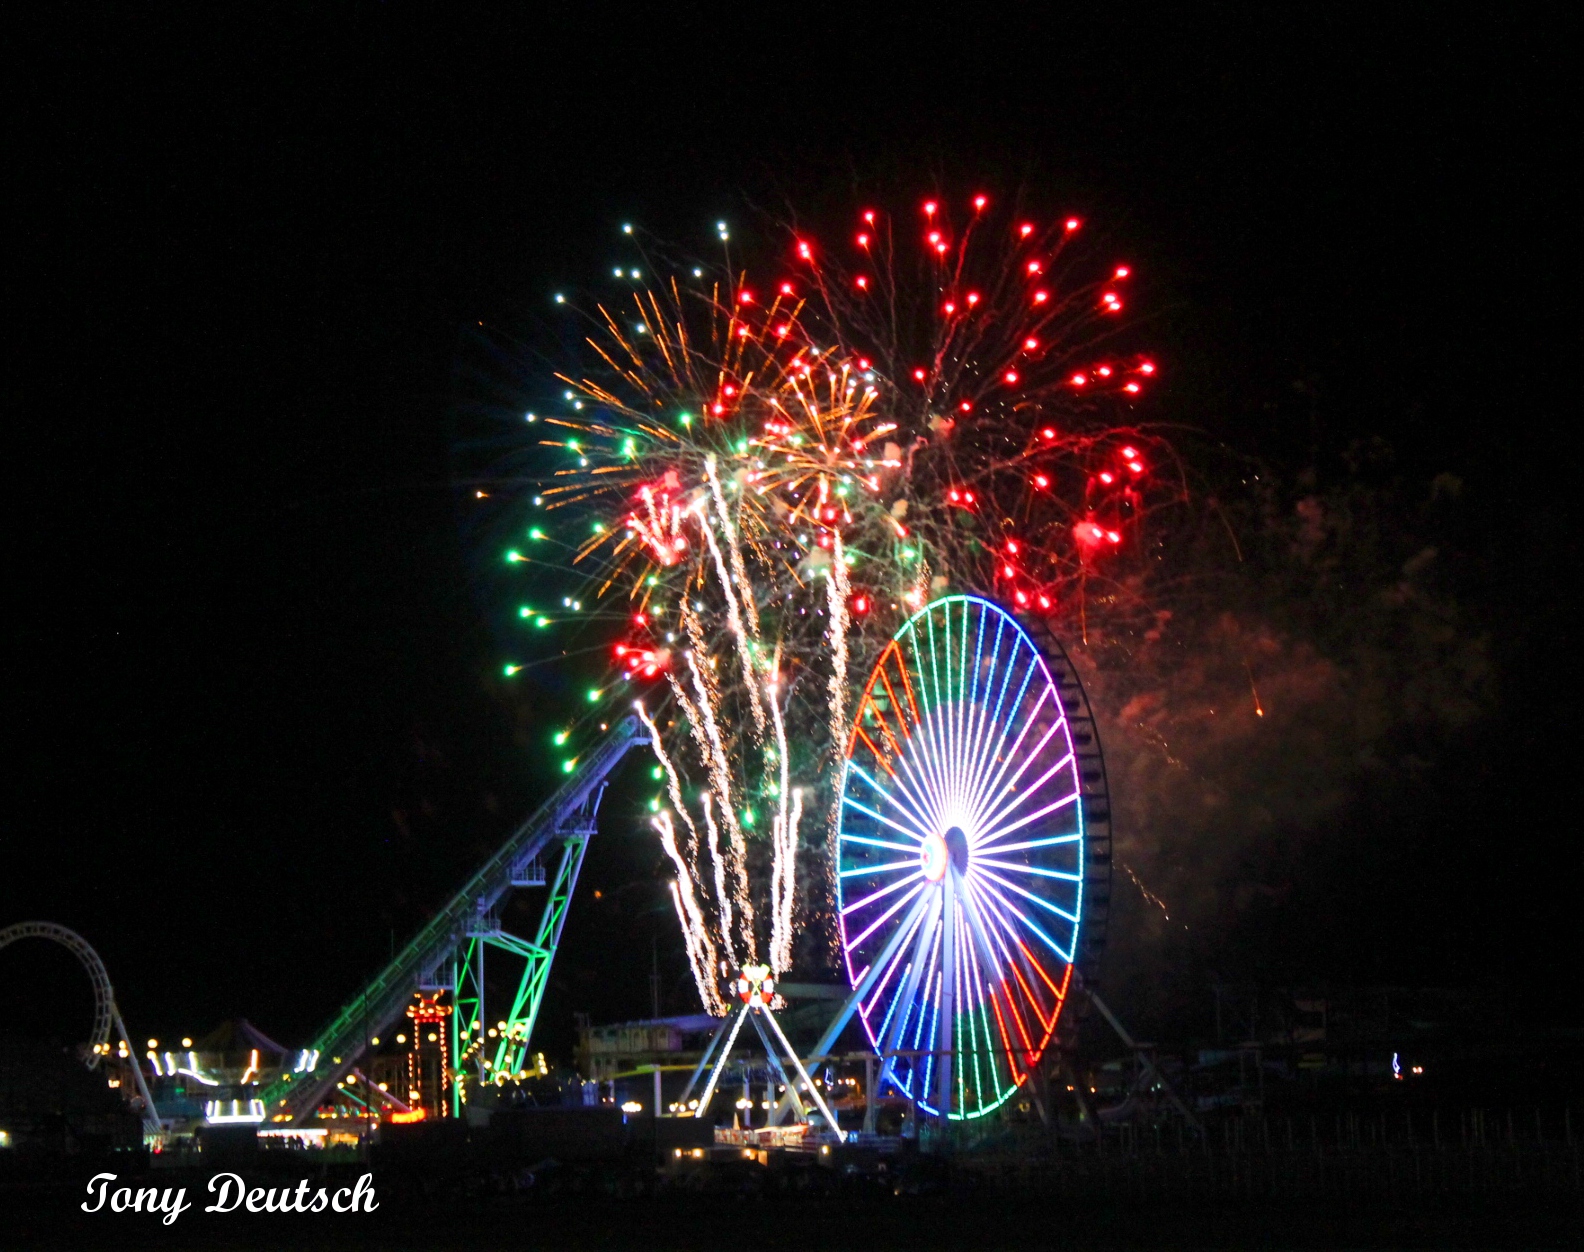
[{"left": 9, "top": 10, "right": 1575, "bottom": 1065}]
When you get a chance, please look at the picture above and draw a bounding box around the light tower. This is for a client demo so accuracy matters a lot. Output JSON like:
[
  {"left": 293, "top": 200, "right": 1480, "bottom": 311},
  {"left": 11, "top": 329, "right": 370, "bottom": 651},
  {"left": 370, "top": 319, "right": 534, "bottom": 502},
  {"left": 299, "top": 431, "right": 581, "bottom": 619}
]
[{"left": 404, "top": 992, "right": 452, "bottom": 1116}]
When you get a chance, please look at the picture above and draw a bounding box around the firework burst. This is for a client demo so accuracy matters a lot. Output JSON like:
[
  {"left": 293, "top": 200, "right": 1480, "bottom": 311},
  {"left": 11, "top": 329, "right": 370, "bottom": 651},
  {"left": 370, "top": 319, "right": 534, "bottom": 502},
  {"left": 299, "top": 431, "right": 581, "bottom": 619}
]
[{"left": 504, "top": 193, "right": 1181, "bottom": 1008}]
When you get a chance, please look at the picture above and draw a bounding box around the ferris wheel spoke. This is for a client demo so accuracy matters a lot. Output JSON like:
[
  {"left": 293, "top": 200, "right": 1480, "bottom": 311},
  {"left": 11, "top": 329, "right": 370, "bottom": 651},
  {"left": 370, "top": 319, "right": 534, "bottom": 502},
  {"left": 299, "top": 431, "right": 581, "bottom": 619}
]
[
  {"left": 947, "top": 601, "right": 980, "bottom": 809},
  {"left": 855, "top": 688, "right": 928, "bottom": 816},
  {"left": 840, "top": 869, "right": 925, "bottom": 917},
  {"left": 974, "top": 856, "right": 1082, "bottom": 882},
  {"left": 964, "top": 882, "right": 1050, "bottom": 1050},
  {"left": 926, "top": 606, "right": 968, "bottom": 813},
  {"left": 979, "top": 832, "right": 1081, "bottom": 855},
  {"left": 976, "top": 866, "right": 1079, "bottom": 925},
  {"left": 868, "top": 644, "right": 939, "bottom": 820},
  {"left": 961, "top": 604, "right": 990, "bottom": 772},
  {"left": 974, "top": 786, "right": 1080, "bottom": 851},
  {"left": 840, "top": 794, "right": 929, "bottom": 845},
  {"left": 963, "top": 941, "right": 1011, "bottom": 1095},
  {"left": 957, "top": 640, "right": 1022, "bottom": 814},
  {"left": 868, "top": 650, "right": 921, "bottom": 756},
  {"left": 971, "top": 719, "right": 1068, "bottom": 837},
  {"left": 838, "top": 856, "right": 918, "bottom": 880},
  {"left": 963, "top": 887, "right": 1051, "bottom": 1033},
  {"left": 878, "top": 893, "right": 942, "bottom": 1065},
  {"left": 860, "top": 893, "right": 932, "bottom": 1024},
  {"left": 968, "top": 881, "right": 1061, "bottom": 1033},
  {"left": 840, "top": 832, "right": 921, "bottom": 855},
  {"left": 898, "top": 721, "right": 952, "bottom": 835},
  {"left": 846, "top": 761, "right": 936, "bottom": 841},
  {"left": 879, "top": 647, "right": 923, "bottom": 744},
  {"left": 960, "top": 889, "right": 1019, "bottom": 1089},
  {"left": 940, "top": 602, "right": 964, "bottom": 809},
  {"left": 879, "top": 736, "right": 951, "bottom": 834},
  {"left": 845, "top": 880, "right": 926, "bottom": 949},
  {"left": 972, "top": 874, "right": 1075, "bottom": 963},
  {"left": 963, "top": 658, "right": 1051, "bottom": 823},
  {"left": 958, "top": 623, "right": 1023, "bottom": 822},
  {"left": 974, "top": 734, "right": 1073, "bottom": 835},
  {"left": 989, "top": 938, "right": 1047, "bottom": 1055},
  {"left": 907, "top": 617, "right": 955, "bottom": 814},
  {"left": 958, "top": 612, "right": 1007, "bottom": 811}
]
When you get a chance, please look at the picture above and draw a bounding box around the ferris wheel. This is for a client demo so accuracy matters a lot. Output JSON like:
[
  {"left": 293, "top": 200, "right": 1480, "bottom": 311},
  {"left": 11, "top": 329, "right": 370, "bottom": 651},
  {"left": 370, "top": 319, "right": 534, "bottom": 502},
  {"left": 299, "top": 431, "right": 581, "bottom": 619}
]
[{"left": 837, "top": 594, "right": 1110, "bottom": 1121}]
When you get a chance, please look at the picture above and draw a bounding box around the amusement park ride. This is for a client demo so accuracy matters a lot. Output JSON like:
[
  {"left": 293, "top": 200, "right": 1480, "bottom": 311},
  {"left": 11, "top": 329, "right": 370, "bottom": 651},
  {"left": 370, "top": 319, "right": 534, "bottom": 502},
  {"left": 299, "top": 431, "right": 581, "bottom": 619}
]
[
  {"left": 0, "top": 921, "right": 163, "bottom": 1137},
  {"left": 14, "top": 596, "right": 1197, "bottom": 1144}
]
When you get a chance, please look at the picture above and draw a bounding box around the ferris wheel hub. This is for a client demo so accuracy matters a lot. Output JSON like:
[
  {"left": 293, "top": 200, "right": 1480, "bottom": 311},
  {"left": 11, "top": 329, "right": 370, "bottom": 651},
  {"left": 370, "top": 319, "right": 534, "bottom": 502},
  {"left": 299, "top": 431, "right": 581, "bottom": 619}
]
[{"left": 920, "top": 825, "right": 971, "bottom": 882}]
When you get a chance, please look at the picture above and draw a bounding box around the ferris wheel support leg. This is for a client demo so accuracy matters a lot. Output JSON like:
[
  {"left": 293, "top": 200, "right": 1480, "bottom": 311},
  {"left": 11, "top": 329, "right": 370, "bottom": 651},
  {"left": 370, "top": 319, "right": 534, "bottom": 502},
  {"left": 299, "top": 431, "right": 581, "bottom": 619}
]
[
  {"left": 807, "top": 892, "right": 934, "bottom": 1064},
  {"left": 933, "top": 877, "right": 958, "bottom": 1122},
  {"left": 758, "top": 1004, "right": 844, "bottom": 1142},
  {"left": 692, "top": 1002, "right": 750, "bottom": 1120},
  {"left": 863, "top": 1054, "right": 877, "bottom": 1135},
  {"left": 1085, "top": 988, "right": 1203, "bottom": 1135},
  {"left": 677, "top": 1012, "right": 733, "bottom": 1108},
  {"left": 1028, "top": 1060, "right": 1051, "bottom": 1127},
  {"left": 748, "top": 1008, "right": 807, "bottom": 1124}
]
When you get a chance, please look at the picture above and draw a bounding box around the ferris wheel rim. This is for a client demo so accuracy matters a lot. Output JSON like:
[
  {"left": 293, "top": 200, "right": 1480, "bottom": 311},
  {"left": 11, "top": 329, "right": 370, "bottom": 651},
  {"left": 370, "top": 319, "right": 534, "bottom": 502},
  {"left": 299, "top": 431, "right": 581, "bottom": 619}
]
[{"left": 836, "top": 594, "right": 1092, "bottom": 1120}]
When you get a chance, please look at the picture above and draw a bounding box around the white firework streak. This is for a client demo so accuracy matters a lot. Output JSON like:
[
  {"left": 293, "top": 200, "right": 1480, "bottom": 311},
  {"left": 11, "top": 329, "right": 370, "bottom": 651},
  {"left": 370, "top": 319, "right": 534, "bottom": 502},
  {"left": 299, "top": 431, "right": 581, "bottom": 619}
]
[
  {"left": 824, "top": 528, "right": 852, "bottom": 911},
  {"left": 634, "top": 701, "right": 702, "bottom": 860},
  {"left": 657, "top": 664, "right": 738, "bottom": 969},
  {"left": 655, "top": 812, "right": 724, "bottom": 1016},
  {"left": 699, "top": 791, "right": 735, "bottom": 971},
  {"left": 825, "top": 529, "right": 852, "bottom": 750},
  {"left": 696, "top": 461, "right": 766, "bottom": 738},
  {"left": 637, "top": 698, "right": 734, "bottom": 970},
  {"left": 704, "top": 456, "right": 759, "bottom": 636},
  {"left": 684, "top": 646, "right": 757, "bottom": 960},
  {"left": 766, "top": 660, "right": 796, "bottom": 975},
  {"left": 627, "top": 485, "right": 685, "bottom": 567},
  {"left": 777, "top": 787, "right": 804, "bottom": 975},
  {"left": 770, "top": 807, "right": 786, "bottom": 976}
]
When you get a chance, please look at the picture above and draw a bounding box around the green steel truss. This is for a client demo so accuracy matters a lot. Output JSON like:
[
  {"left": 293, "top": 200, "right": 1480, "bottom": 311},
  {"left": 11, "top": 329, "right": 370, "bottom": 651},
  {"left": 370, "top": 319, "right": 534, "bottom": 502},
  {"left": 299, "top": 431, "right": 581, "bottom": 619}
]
[
  {"left": 259, "top": 717, "right": 649, "bottom": 1125},
  {"left": 449, "top": 817, "right": 595, "bottom": 1113}
]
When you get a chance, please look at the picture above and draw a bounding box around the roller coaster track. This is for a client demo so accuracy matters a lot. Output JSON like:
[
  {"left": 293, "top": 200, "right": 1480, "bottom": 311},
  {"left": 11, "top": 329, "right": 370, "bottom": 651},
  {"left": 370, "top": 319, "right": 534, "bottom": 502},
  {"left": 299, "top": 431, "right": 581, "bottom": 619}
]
[{"left": 260, "top": 716, "right": 649, "bottom": 1125}]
